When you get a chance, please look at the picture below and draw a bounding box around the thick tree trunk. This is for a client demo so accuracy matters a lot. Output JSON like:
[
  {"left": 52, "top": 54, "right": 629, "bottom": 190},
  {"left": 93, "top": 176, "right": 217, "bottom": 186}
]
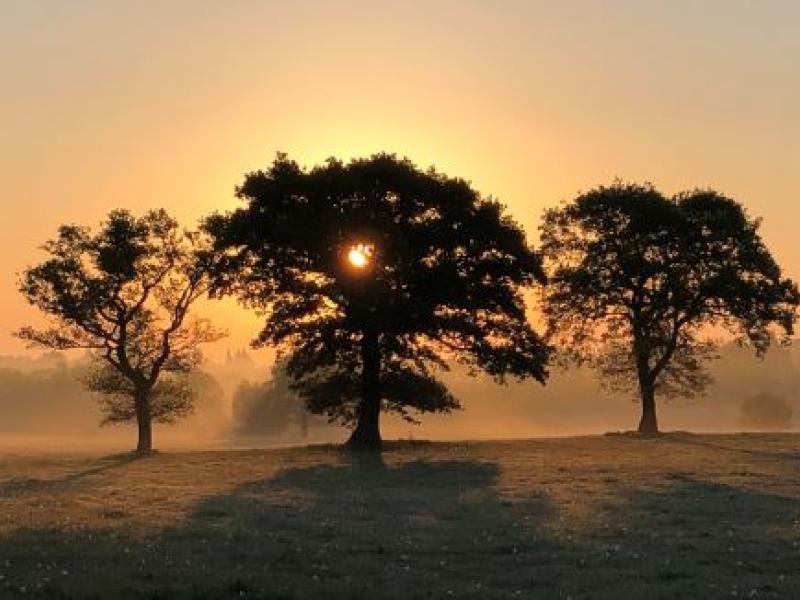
[
  {"left": 346, "top": 328, "right": 382, "bottom": 450},
  {"left": 135, "top": 389, "right": 154, "bottom": 456},
  {"left": 634, "top": 335, "right": 659, "bottom": 437},
  {"left": 637, "top": 382, "right": 659, "bottom": 436}
]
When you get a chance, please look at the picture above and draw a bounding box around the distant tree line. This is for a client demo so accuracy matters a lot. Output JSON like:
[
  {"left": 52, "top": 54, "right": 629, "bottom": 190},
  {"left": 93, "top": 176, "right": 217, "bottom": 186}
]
[
  {"left": 16, "top": 154, "right": 800, "bottom": 454},
  {"left": 0, "top": 354, "right": 227, "bottom": 436},
  {"left": 232, "top": 359, "right": 312, "bottom": 438}
]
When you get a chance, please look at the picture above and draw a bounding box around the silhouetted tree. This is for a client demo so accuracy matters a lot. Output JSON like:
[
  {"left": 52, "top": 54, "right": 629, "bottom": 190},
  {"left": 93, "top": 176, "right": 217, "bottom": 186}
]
[
  {"left": 232, "top": 360, "right": 311, "bottom": 437},
  {"left": 17, "top": 209, "right": 225, "bottom": 455},
  {"left": 205, "top": 153, "right": 549, "bottom": 449},
  {"left": 594, "top": 338, "right": 717, "bottom": 402},
  {"left": 84, "top": 363, "right": 195, "bottom": 426},
  {"left": 182, "top": 370, "right": 229, "bottom": 436},
  {"left": 540, "top": 182, "right": 799, "bottom": 435}
]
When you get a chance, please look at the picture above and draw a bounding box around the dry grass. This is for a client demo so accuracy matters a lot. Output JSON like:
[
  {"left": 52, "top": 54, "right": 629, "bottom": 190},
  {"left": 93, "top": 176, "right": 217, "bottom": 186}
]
[{"left": 0, "top": 434, "right": 798, "bottom": 598}]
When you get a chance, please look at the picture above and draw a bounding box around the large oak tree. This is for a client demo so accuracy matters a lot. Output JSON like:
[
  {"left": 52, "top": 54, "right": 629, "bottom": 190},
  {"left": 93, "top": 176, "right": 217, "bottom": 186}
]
[
  {"left": 17, "top": 209, "right": 224, "bottom": 455},
  {"left": 205, "top": 153, "right": 549, "bottom": 449},
  {"left": 540, "top": 182, "right": 799, "bottom": 435}
]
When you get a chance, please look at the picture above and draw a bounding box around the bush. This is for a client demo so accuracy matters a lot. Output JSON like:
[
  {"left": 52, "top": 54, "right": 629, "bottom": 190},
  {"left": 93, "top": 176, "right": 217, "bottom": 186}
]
[
  {"left": 739, "top": 393, "right": 793, "bottom": 431},
  {"left": 231, "top": 362, "right": 309, "bottom": 437}
]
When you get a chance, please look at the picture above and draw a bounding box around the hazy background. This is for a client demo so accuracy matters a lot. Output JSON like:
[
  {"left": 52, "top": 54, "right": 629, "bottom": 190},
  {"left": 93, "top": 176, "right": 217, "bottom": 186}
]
[
  {"left": 1, "top": 1, "right": 798, "bottom": 448},
  {"left": 1, "top": 341, "right": 798, "bottom": 452}
]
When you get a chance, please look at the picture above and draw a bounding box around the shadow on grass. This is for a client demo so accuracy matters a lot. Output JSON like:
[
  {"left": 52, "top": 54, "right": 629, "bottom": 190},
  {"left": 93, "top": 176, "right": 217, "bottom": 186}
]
[
  {"left": 577, "top": 475, "right": 800, "bottom": 599},
  {"left": 0, "top": 456, "right": 561, "bottom": 599},
  {"left": 0, "top": 454, "right": 798, "bottom": 599}
]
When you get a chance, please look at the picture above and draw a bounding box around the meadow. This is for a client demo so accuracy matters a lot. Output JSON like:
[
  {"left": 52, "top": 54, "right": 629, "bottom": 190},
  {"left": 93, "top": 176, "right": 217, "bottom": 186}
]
[{"left": 0, "top": 434, "right": 798, "bottom": 599}]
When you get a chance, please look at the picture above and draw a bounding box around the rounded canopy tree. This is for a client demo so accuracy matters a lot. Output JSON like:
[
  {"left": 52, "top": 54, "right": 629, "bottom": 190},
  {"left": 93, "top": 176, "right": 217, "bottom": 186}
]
[
  {"left": 205, "top": 153, "right": 549, "bottom": 449},
  {"left": 540, "top": 182, "right": 799, "bottom": 436}
]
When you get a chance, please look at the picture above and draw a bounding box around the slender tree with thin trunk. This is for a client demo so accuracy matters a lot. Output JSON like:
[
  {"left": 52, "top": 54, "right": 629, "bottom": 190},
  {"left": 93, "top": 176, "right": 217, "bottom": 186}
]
[
  {"left": 540, "top": 182, "right": 798, "bottom": 435},
  {"left": 17, "top": 209, "right": 224, "bottom": 455},
  {"left": 205, "top": 153, "right": 549, "bottom": 450}
]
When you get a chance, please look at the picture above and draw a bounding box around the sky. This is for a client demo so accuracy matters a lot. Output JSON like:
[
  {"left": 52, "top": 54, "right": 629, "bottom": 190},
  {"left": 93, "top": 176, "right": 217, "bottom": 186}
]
[{"left": 1, "top": 0, "right": 799, "bottom": 364}]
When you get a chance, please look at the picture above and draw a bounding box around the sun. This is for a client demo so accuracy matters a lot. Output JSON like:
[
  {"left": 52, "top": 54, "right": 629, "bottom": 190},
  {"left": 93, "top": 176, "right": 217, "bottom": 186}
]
[{"left": 347, "top": 243, "right": 373, "bottom": 269}]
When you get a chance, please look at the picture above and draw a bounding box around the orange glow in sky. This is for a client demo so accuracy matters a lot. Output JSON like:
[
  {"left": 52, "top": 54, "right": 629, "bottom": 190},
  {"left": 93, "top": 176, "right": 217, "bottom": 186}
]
[{"left": 1, "top": 1, "right": 799, "bottom": 362}]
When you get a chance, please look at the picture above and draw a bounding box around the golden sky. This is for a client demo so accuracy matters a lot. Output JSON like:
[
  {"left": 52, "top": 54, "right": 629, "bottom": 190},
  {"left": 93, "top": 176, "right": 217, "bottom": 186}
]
[{"left": 1, "top": 0, "right": 798, "bottom": 362}]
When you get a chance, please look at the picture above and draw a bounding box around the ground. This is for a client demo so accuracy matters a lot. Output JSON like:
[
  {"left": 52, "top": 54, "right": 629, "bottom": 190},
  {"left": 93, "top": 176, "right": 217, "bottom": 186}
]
[{"left": 0, "top": 434, "right": 798, "bottom": 599}]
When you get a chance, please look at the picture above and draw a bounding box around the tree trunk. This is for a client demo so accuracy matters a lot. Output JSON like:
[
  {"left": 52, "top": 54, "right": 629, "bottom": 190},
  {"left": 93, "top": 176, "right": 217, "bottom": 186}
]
[
  {"left": 135, "top": 388, "right": 154, "bottom": 456},
  {"left": 346, "top": 328, "right": 382, "bottom": 450},
  {"left": 634, "top": 334, "right": 659, "bottom": 436},
  {"left": 637, "top": 382, "right": 659, "bottom": 436}
]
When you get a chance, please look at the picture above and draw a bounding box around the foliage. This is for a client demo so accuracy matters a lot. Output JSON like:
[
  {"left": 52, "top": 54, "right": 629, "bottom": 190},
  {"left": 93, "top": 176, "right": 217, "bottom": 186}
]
[
  {"left": 292, "top": 358, "right": 460, "bottom": 426},
  {"left": 84, "top": 363, "right": 195, "bottom": 425},
  {"left": 205, "top": 154, "right": 548, "bottom": 429},
  {"left": 231, "top": 360, "right": 310, "bottom": 436},
  {"left": 540, "top": 182, "right": 799, "bottom": 432},
  {"left": 739, "top": 392, "right": 793, "bottom": 430},
  {"left": 594, "top": 339, "right": 718, "bottom": 401},
  {"left": 16, "top": 209, "right": 225, "bottom": 449}
]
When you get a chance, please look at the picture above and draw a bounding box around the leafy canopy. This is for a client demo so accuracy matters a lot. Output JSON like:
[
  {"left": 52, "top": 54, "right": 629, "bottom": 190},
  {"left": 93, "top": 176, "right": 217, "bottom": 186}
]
[
  {"left": 84, "top": 364, "right": 195, "bottom": 425},
  {"left": 17, "top": 209, "right": 224, "bottom": 417},
  {"left": 540, "top": 182, "right": 799, "bottom": 396},
  {"left": 206, "top": 153, "right": 549, "bottom": 424}
]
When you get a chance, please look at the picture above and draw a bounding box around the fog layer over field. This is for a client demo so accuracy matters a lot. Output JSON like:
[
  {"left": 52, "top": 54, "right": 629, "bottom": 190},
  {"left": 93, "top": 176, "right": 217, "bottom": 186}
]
[{"left": 0, "top": 341, "right": 798, "bottom": 452}]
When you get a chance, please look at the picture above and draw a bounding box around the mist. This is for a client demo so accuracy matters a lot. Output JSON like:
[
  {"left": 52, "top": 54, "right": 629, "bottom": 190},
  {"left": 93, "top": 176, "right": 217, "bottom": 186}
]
[
  {"left": 0, "top": 340, "right": 797, "bottom": 455},
  {"left": 402, "top": 340, "right": 800, "bottom": 441}
]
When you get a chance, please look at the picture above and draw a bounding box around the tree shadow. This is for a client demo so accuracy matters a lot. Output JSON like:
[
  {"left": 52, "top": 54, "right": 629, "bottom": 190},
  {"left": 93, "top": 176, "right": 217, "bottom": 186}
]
[
  {"left": 0, "top": 456, "right": 564, "bottom": 599},
  {"left": 168, "top": 456, "right": 566, "bottom": 598},
  {"left": 0, "top": 455, "right": 798, "bottom": 599},
  {"left": 575, "top": 475, "right": 800, "bottom": 599}
]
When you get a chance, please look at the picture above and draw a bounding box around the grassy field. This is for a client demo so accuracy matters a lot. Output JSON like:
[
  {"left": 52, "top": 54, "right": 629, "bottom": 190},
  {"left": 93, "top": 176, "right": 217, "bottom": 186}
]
[{"left": 0, "top": 434, "right": 798, "bottom": 599}]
